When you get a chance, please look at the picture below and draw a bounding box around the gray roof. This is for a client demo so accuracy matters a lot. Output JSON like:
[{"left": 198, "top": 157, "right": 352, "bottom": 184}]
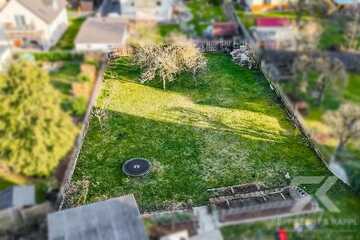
[
  {"left": 75, "top": 17, "right": 127, "bottom": 44},
  {"left": 100, "top": 0, "right": 121, "bottom": 17},
  {"left": 0, "top": 185, "right": 35, "bottom": 210},
  {"left": 16, "top": 0, "right": 66, "bottom": 24},
  {"left": 47, "top": 195, "right": 149, "bottom": 240}
]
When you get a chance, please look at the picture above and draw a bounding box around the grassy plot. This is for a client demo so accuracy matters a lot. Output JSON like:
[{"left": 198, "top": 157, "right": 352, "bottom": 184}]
[
  {"left": 52, "top": 17, "right": 86, "bottom": 50},
  {"left": 73, "top": 53, "right": 328, "bottom": 211}
]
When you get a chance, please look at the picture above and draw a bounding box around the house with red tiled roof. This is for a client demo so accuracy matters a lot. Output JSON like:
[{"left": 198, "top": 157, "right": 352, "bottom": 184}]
[
  {"left": 252, "top": 17, "right": 296, "bottom": 50},
  {"left": 212, "top": 22, "right": 238, "bottom": 39}
]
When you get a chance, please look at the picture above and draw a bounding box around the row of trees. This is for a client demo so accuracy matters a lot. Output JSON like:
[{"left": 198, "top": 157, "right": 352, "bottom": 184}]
[
  {"left": 0, "top": 61, "right": 77, "bottom": 177},
  {"left": 132, "top": 35, "right": 207, "bottom": 90}
]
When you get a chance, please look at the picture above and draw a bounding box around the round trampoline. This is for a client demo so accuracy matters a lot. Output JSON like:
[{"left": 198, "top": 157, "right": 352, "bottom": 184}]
[{"left": 122, "top": 158, "right": 151, "bottom": 177}]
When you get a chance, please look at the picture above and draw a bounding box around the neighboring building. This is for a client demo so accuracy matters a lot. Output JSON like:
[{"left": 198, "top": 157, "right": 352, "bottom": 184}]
[
  {"left": 0, "top": 0, "right": 8, "bottom": 10},
  {"left": 252, "top": 17, "right": 296, "bottom": 50},
  {"left": 75, "top": 17, "right": 128, "bottom": 52},
  {"left": 244, "top": 0, "right": 296, "bottom": 12},
  {"left": 0, "top": 26, "right": 9, "bottom": 45},
  {"left": 0, "top": 0, "right": 68, "bottom": 50},
  {"left": 100, "top": 0, "right": 174, "bottom": 22},
  {"left": 0, "top": 185, "right": 35, "bottom": 210},
  {"left": 79, "top": 0, "right": 95, "bottom": 11},
  {"left": 211, "top": 22, "right": 238, "bottom": 39},
  {"left": 47, "top": 195, "right": 149, "bottom": 240}
]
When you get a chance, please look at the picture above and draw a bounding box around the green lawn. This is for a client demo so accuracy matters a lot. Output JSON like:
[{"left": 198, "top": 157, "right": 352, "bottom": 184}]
[
  {"left": 187, "top": 0, "right": 226, "bottom": 36},
  {"left": 52, "top": 17, "right": 86, "bottom": 50},
  {"left": 72, "top": 53, "right": 332, "bottom": 211}
]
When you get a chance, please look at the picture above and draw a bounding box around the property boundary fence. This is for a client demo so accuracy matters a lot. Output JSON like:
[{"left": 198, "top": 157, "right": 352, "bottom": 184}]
[
  {"left": 260, "top": 61, "right": 329, "bottom": 167},
  {"left": 56, "top": 59, "right": 107, "bottom": 209}
]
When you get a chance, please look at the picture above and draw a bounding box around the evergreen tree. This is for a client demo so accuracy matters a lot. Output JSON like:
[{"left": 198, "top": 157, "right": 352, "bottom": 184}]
[{"left": 0, "top": 61, "right": 77, "bottom": 177}]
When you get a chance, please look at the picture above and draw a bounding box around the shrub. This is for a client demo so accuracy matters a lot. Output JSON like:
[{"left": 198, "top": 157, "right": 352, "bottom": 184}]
[{"left": 33, "top": 52, "right": 84, "bottom": 62}]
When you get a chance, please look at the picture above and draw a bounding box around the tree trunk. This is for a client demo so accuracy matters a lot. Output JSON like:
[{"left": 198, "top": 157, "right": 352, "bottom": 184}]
[
  {"left": 316, "top": 74, "right": 326, "bottom": 105},
  {"left": 162, "top": 78, "right": 166, "bottom": 90},
  {"left": 334, "top": 140, "right": 346, "bottom": 161}
]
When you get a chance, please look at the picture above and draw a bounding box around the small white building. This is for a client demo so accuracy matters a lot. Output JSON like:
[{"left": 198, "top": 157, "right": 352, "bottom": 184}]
[
  {"left": 100, "top": 0, "right": 174, "bottom": 22},
  {"left": 252, "top": 17, "right": 296, "bottom": 50},
  {"left": 75, "top": 17, "right": 128, "bottom": 52},
  {"left": 0, "top": 0, "right": 68, "bottom": 50}
]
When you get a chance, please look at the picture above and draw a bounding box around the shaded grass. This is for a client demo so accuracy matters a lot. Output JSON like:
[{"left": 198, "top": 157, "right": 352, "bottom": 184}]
[
  {"left": 52, "top": 17, "right": 86, "bottom": 50},
  {"left": 158, "top": 24, "right": 182, "bottom": 37},
  {"left": 0, "top": 179, "right": 12, "bottom": 189},
  {"left": 73, "top": 54, "right": 329, "bottom": 211}
]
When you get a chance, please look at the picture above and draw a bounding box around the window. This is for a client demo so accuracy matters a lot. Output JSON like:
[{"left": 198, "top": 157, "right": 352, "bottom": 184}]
[{"left": 14, "top": 15, "right": 26, "bottom": 29}]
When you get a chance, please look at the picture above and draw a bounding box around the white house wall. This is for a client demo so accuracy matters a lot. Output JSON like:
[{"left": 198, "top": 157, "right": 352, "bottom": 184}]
[
  {"left": 76, "top": 43, "right": 123, "bottom": 52},
  {"left": 0, "top": 47, "right": 11, "bottom": 72},
  {"left": 0, "top": 0, "right": 68, "bottom": 50},
  {"left": 119, "top": 0, "right": 173, "bottom": 22},
  {"left": 0, "top": 0, "right": 49, "bottom": 34},
  {"left": 45, "top": 9, "right": 68, "bottom": 49}
]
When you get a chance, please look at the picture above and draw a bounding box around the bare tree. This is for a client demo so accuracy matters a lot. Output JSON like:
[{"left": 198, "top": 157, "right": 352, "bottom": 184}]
[
  {"left": 344, "top": 4, "right": 360, "bottom": 51},
  {"left": 292, "top": 54, "right": 313, "bottom": 94},
  {"left": 133, "top": 36, "right": 207, "bottom": 90},
  {"left": 292, "top": 55, "right": 347, "bottom": 104},
  {"left": 92, "top": 97, "right": 110, "bottom": 129},
  {"left": 313, "top": 56, "right": 348, "bottom": 105},
  {"left": 168, "top": 35, "right": 207, "bottom": 83},
  {"left": 324, "top": 103, "right": 360, "bottom": 159},
  {"left": 133, "top": 44, "right": 180, "bottom": 90}
]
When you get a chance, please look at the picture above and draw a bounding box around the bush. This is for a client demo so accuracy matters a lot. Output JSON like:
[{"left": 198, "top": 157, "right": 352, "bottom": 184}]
[
  {"left": 62, "top": 96, "right": 88, "bottom": 118},
  {"left": 77, "top": 74, "right": 91, "bottom": 82},
  {"left": 33, "top": 52, "right": 84, "bottom": 62},
  {"left": 71, "top": 97, "right": 88, "bottom": 118},
  {"left": 209, "top": 0, "right": 222, "bottom": 6}
]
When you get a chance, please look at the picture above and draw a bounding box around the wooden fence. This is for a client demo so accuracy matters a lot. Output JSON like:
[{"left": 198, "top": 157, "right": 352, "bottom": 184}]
[{"left": 56, "top": 59, "right": 106, "bottom": 209}]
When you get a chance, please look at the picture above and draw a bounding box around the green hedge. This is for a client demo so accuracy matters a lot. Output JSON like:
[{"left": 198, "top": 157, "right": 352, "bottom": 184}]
[{"left": 33, "top": 52, "right": 84, "bottom": 62}]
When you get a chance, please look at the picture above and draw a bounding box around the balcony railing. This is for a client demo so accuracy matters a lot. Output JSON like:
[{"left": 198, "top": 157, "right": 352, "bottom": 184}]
[{"left": 3, "top": 22, "right": 37, "bottom": 32}]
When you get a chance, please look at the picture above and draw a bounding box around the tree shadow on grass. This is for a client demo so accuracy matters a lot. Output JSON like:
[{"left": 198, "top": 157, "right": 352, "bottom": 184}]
[
  {"left": 106, "top": 54, "right": 293, "bottom": 133},
  {"left": 73, "top": 109, "right": 326, "bottom": 212}
]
